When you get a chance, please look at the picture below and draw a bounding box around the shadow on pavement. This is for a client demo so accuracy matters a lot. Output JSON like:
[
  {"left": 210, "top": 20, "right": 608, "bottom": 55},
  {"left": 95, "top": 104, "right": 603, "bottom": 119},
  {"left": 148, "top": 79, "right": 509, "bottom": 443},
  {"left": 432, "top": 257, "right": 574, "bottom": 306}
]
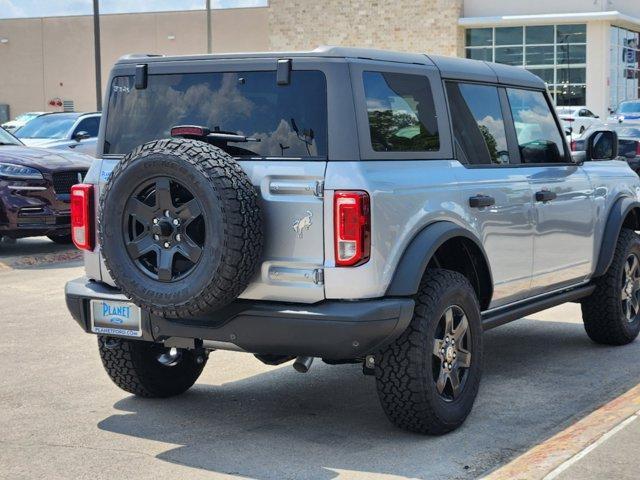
[
  {"left": 98, "top": 318, "right": 640, "bottom": 480},
  {"left": 0, "top": 236, "right": 80, "bottom": 269}
]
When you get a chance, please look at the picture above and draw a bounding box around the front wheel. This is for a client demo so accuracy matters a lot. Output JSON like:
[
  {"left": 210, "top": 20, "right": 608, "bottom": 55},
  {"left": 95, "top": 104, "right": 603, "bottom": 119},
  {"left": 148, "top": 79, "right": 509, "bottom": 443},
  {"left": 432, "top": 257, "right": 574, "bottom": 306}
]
[
  {"left": 375, "top": 269, "right": 483, "bottom": 435},
  {"left": 98, "top": 336, "right": 207, "bottom": 397},
  {"left": 582, "top": 228, "right": 640, "bottom": 345}
]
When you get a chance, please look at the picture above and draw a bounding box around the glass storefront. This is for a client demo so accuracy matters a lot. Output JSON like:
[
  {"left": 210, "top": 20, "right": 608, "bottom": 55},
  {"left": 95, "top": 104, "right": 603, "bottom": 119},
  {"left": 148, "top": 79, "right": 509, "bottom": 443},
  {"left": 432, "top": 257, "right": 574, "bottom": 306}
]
[
  {"left": 610, "top": 26, "right": 640, "bottom": 112},
  {"left": 465, "top": 24, "right": 587, "bottom": 106}
]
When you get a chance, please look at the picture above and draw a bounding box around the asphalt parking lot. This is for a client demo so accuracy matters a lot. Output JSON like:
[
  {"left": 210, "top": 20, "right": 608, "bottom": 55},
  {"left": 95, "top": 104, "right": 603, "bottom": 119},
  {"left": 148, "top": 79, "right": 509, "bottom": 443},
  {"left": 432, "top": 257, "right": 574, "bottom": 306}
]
[{"left": 2, "top": 238, "right": 640, "bottom": 480}]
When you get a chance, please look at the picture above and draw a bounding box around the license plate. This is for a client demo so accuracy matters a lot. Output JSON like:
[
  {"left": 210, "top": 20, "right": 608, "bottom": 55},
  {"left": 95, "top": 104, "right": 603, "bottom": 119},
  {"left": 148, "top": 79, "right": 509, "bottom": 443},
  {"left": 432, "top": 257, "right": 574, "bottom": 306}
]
[{"left": 90, "top": 300, "right": 142, "bottom": 337}]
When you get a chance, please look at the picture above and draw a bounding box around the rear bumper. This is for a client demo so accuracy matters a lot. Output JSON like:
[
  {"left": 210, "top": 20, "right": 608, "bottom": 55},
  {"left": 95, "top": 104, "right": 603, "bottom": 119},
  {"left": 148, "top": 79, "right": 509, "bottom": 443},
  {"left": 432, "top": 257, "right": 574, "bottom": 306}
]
[{"left": 65, "top": 277, "right": 415, "bottom": 359}]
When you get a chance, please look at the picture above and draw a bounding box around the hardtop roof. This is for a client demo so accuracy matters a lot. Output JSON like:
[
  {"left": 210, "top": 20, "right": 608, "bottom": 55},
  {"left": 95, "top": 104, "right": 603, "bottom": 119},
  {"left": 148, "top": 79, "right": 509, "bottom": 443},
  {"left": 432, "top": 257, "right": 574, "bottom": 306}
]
[{"left": 115, "top": 45, "right": 546, "bottom": 89}]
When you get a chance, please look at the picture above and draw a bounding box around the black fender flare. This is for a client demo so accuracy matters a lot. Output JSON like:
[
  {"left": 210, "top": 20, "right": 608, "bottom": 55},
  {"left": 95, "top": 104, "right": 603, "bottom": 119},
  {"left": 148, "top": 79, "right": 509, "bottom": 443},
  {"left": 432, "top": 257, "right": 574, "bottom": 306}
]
[
  {"left": 385, "top": 221, "right": 494, "bottom": 302},
  {"left": 593, "top": 196, "right": 640, "bottom": 278}
]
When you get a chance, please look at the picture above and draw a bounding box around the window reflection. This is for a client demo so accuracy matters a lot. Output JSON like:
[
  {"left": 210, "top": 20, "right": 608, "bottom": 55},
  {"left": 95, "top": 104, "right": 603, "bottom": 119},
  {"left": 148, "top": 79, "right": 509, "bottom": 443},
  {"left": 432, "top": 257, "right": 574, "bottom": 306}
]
[{"left": 104, "top": 71, "right": 327, "bottom": 157}]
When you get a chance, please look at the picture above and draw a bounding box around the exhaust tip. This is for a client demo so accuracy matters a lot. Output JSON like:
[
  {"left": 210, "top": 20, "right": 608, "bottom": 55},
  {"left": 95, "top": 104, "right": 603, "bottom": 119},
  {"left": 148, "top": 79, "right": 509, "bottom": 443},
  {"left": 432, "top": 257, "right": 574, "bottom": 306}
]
[{"left": 293, "top": 356, "right": 314, "bottom": 373}]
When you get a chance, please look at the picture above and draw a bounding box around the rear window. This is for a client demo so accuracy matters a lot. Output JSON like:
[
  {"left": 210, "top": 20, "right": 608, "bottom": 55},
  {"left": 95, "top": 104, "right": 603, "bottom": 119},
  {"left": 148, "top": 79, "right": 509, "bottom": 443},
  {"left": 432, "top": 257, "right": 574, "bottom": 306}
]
[{"left": 104, "top": 70, "right": 327, "bottom": 158}]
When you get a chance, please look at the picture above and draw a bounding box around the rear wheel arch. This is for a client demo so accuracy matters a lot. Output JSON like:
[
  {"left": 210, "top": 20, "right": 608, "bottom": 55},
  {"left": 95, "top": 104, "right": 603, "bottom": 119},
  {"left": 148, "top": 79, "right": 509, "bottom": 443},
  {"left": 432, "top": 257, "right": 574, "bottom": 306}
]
[
  {"left": 594, "top": 197, "right": 640, "bottom": 278},
  {"left": 386, "top": 222, "right": 493, "bottom": 310}
]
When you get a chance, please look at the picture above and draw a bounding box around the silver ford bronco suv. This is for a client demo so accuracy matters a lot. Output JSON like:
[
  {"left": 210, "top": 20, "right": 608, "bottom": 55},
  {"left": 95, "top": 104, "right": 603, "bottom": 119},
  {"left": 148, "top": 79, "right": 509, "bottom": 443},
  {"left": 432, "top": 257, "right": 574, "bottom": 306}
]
[{"left": 65, "top": 46, "right": 640, "bottom": 435}]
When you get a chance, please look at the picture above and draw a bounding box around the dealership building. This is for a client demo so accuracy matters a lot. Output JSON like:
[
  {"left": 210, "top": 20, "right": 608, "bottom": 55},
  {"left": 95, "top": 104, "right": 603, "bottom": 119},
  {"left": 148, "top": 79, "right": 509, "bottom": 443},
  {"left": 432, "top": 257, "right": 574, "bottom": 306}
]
[{"left": 0, "top": 0, "right": 639, "bottom": 120}]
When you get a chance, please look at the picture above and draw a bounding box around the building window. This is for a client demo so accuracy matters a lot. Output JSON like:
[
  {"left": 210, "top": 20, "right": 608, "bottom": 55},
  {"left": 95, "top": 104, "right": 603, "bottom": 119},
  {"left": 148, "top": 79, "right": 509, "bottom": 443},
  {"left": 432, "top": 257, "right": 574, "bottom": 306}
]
[
  {"left": 610, "top": 26, "right": 640, "bottom": 113},
  {"left": 465, "top": 24, "right": 587, "bottom": 106}
]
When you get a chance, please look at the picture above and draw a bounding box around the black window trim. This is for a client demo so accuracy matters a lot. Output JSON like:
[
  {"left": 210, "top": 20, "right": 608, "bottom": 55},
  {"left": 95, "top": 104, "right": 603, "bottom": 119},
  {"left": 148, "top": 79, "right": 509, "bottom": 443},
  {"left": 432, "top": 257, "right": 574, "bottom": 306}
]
[{"left": 444, "top": 78, "right": 573, "bottom": 169}]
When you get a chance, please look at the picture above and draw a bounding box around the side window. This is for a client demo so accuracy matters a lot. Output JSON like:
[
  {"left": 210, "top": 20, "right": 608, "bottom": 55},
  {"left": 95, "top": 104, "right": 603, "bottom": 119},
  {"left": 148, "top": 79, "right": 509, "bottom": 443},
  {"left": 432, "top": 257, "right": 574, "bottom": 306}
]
[
  {"left": 74, "top": 117, "right": 100, "bottom": 137},
  {"left": 363, "top": 71, "right": 439, "bottom": 152},
  {"left": 506, "top": 88, "right": 567, "bottom": 164},
  {"left": 446, "top": 82, "right": 510, "bottom": 165}
]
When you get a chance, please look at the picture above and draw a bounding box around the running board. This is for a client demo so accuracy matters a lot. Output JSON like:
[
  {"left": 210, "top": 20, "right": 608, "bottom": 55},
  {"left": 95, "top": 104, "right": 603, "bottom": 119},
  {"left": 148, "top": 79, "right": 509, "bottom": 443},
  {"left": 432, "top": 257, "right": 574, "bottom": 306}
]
[{"left": 481, "top": 284, "right": 595, "bottom": 331}]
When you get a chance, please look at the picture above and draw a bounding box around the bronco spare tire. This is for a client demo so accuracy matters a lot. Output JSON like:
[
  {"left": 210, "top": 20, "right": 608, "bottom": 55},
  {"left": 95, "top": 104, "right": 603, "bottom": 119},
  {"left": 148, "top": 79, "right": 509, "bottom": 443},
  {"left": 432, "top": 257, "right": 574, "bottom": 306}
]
[{"left": 100, "top": 138, "right": 262, "bottom": 318}]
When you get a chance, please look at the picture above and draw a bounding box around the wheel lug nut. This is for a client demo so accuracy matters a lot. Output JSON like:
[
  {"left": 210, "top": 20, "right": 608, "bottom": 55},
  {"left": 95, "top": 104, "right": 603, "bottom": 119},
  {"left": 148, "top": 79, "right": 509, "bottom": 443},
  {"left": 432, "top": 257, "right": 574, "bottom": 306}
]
[
  {"left": 176, "top": 234, "right": 182, "bottom": 242},
  {"left": 173, "top": 219, "right": 180, "bottom": 226},
  {"left": 153, "top": 234, "right": 160, "bottom": 241},
  {"left": 164, "top": 242, "right": 170, "bottom": 248},
  {"left": 153, "top": 218, "right": 159, "bottom": 224},
  {"left": 164, "top": 210, "right": 170, "bottom": 217},
  {"left": 453, "top": 352, "right": 457, "bottom": 358}
]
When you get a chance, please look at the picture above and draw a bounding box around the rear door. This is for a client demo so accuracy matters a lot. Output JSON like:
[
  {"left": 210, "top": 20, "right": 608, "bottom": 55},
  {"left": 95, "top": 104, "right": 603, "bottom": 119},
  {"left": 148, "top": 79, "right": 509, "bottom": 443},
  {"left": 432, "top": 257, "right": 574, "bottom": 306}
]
[
  {"left": 446, "top": 81, "right": 535, "bottom": 307},
  {"left": 99, "top": 58, "right": 344, "bottom": 303}
]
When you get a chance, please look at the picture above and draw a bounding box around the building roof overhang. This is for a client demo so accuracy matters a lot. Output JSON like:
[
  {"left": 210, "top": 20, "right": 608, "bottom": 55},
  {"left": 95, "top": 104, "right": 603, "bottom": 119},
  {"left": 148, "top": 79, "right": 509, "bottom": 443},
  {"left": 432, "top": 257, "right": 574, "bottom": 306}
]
[{"left": 459, "top": 10, "right": 640, "bottom": 28}]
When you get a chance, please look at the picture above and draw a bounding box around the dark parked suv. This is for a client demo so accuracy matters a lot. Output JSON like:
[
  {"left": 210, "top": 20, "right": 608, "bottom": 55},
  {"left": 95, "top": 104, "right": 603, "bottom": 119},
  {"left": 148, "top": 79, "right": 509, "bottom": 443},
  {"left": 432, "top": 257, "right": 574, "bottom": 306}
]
[{"left": 0, "top": 127, "right": 92, "bottom": 242}]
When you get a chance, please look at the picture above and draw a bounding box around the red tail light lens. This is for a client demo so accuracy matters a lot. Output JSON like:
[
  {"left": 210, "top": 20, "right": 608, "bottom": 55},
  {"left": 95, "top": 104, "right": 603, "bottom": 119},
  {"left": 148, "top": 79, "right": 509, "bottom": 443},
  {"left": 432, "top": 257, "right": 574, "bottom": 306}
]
[
  {"left": 70, "top": 184, "right": 94, "bottom": 251},
  {"left": 170, "top": 125, "right": 210, "bottom": 137},
  {"left": 570, "top": 140, "right": 577, "bottom": 151},
  {"left": 334, "top": 191, "right": 370, "bottom": 267},
  {"left": 636, "top": 141, "right": 640, "bottom": 156}
]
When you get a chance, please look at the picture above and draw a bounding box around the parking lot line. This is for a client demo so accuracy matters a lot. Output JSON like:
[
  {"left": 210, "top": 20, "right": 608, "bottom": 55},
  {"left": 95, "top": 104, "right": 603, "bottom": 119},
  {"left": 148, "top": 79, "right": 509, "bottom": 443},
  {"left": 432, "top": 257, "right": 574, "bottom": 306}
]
[{"left": 483, "top": 382, "right": 640, "bottom": 480}]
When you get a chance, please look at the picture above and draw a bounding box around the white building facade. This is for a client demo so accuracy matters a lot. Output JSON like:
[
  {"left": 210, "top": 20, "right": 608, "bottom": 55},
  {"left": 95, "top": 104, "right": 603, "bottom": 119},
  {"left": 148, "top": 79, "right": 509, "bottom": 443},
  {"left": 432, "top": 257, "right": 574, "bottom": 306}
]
[{"left": 461, "top": 0, "right": 640, "bottom": 117}]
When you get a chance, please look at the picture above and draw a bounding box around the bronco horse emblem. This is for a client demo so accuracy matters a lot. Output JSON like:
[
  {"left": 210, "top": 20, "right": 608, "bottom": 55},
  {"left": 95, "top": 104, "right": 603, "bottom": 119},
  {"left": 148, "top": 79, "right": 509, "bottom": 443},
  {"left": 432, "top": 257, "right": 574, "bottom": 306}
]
[{"left": 292, "top": 211, "right": 313, "bottom": 238}]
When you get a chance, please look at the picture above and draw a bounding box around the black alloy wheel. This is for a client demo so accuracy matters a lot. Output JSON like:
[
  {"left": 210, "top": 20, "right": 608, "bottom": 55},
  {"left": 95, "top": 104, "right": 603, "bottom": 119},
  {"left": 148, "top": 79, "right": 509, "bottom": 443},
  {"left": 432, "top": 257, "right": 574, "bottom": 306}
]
[
  {"left": 621, "top": 253, "right": 640, "bottom": 322},
  {"left": 123, "top": 176, "right": 205, "bottom": 282},
  {"left": 432, "top": 305, "right": 472, "bottom": 401}
]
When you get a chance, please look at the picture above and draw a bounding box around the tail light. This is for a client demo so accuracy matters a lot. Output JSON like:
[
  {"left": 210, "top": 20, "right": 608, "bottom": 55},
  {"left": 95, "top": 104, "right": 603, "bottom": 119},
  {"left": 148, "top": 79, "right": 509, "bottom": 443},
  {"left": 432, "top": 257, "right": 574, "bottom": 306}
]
[
  {"left": 71, "top": 184, "right": 94, "bottom": 250},
  {"left": 570, "top": 140, "right": 577, "bottom": 151},
  {"left": 334, "top": 191, "right": 370, "bottom": 267},
  {"left": 562, "top": 117, "right": 575, "bottom": 122},
  {"left": 636, "top": 141, "right": 640, "bottom": 156}
]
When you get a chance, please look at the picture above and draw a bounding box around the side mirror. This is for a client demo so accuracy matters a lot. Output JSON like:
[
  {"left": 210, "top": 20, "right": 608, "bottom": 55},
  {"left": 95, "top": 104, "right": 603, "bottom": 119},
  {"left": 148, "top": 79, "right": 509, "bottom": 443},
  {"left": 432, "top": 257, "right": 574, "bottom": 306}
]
[
  {"left": 594, "top": 115, "right": 600, "bottom": 119},
  {"left": 586, "top": 130, "right": 618, "bottom": 161},
  {"left": 73, "top": 131, "right": 90, "bottom": 142}
]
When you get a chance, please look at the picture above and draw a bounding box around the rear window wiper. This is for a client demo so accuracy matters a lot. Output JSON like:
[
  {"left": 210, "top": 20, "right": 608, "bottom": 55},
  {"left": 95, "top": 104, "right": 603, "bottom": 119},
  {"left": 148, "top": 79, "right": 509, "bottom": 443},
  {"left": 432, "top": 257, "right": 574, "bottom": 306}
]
[{"left": 170, "top": 125, "right": 260, "bottom": 143}]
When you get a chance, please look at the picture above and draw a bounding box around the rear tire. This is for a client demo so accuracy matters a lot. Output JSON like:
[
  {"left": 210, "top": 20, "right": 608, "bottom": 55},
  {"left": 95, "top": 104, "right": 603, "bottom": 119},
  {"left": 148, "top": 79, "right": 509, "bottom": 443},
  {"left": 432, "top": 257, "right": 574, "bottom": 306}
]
[
  {"left": 582, "top": 228, "right": 640, "bottom": 345},
  {"left": 375, "top": 269, "right": 483, "bottom": 435},
  {"left": 98, "top": 336, "right": 206, "bottom": 398}
]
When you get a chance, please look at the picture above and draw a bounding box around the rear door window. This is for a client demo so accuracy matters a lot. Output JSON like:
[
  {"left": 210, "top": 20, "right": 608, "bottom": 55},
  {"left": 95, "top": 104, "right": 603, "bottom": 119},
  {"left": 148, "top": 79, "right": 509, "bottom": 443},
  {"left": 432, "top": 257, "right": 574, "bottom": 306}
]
[
  {"left": 104, "top": 70, "right": 327, "bottom": 158},
  {"left": 363, "top": 71, "right": 439, "bottom": 152},
  {"left": 446, "top": 82, "right": 510, "bottom": 165},
  {"left": 506, "top": 88, "right": 567, "bottom": 164}
]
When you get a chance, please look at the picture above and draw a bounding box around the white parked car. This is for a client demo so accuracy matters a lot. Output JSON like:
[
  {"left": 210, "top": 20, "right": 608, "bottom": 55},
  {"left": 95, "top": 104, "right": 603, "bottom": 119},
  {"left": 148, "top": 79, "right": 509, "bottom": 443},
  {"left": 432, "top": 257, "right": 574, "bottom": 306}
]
[
  {"left": 1, "top": 111, "right": 47, "bottom": 133},
  {"left": 556, "top": 106, "right": 600, "bottom": 135},
  {"left": 15, "top": 112, "right": 101, "bottom": 157}
]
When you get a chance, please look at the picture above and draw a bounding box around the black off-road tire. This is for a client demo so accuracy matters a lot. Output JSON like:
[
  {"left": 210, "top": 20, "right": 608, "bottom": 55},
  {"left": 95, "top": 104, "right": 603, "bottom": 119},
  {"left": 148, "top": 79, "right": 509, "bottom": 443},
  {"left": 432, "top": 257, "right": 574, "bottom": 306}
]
[
  {"left": 375, "top": 269, "right": 483, "bottom": 435},
  {"left": 47, "top": 233, "right": 73, "bottom": 244},
  {"left": 582, "top": 228, "right": 640, "bottom": 345},
  {"left": 98, "top": 336, "right": 206, "bottom": 397},
  {"left": 99, "top": 138, "right": 262, "bottom": 318}
]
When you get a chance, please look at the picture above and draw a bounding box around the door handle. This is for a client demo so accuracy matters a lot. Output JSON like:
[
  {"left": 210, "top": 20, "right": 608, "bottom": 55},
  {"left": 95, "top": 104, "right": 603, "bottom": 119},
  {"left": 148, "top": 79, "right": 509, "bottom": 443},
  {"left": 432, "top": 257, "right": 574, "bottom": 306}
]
[
  {"left": 469, "top": 194, "right": 496, "bottom": 208},
  {"left": 535, "top": 190, "right": 557, "bottom": 202}
]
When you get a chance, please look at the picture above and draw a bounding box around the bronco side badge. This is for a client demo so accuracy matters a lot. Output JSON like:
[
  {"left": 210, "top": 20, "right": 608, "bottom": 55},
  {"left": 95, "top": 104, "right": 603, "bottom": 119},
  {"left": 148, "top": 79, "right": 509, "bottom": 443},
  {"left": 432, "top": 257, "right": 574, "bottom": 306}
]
[{"left": 292, "top": 211, "right": 313, "bottom": 238}]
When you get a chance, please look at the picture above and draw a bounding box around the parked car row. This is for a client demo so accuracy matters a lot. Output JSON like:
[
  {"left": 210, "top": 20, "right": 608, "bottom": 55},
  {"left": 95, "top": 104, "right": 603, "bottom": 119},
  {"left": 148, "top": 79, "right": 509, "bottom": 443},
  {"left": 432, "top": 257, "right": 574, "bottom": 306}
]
[{"left": 2, "top": 111, "right": 100, "bottom": 157}]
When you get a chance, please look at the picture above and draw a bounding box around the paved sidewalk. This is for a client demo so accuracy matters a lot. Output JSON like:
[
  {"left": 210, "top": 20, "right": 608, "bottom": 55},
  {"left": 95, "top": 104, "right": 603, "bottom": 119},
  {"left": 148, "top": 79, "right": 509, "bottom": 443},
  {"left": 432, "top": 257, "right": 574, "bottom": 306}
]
[{"left": 556, "top": 413, "right": 640, "bottom": 480}]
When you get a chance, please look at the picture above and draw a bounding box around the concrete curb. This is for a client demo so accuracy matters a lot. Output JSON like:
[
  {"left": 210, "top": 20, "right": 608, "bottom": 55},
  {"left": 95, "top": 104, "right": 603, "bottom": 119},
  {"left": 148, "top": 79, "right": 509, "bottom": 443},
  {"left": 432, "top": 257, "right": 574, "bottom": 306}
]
[
  {"left": 0, "top": 250, "right": 83, "bottom": 270},
  {"left": 483, "top": 383, "right": 640, "bottom": 480}
]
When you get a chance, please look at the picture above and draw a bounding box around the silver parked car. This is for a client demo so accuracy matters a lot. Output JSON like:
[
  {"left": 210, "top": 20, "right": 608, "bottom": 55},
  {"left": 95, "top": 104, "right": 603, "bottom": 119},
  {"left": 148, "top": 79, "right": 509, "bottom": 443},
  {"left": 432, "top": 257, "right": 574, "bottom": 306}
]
[
  {"left": 65, "top": 47, "right": 640, "bottom": 435},
  {"left": 15, "top": 112, "right": 101, "bottom": 157},
  {"left": 1, "top": 111, "right": 47, "bottom": 133}
]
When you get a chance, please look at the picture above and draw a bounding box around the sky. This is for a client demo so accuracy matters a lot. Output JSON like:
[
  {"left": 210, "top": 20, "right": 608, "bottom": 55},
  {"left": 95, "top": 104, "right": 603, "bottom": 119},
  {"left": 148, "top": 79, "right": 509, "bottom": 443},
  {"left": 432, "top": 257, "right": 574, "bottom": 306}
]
[{"left": 0, "top": 0, "right": 267, "bottom": 19}]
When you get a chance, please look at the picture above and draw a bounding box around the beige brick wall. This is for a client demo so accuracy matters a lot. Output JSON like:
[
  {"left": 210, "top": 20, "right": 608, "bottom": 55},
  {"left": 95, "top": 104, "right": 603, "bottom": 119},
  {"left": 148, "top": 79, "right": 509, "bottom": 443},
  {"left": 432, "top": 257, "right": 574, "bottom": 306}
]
[{"left": 268, "top": 0, "right": 463, "bottom": 56}]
